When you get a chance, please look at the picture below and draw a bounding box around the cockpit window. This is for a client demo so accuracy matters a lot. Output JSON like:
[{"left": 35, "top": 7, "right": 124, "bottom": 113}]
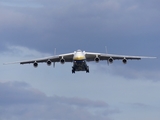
[{"left": 77, "top": 49, "right": 82, "bottom": 52}]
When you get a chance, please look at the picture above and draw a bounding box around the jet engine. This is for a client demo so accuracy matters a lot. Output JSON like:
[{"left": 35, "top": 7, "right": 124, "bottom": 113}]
[
  {"left": 108, "top": 57, "right": 113, "bottom": 63},
  {"left": 122, "top": 58, "right": 127, "bottom": 64},
  {"left": 60, "top": 58, "right": 65, "bottom": 64},
  {"left": 33, "top": 62, "right": 38, "bottom": 67},
  {"left": 47, "top": 60, "right": 52, "bottom": 66},
  {"left": 94, "top": 57, "right": 100, "bottom": 63}
]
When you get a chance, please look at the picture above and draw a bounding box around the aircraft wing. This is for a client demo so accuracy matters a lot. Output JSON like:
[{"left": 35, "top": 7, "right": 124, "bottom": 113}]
[
  {"left": 4, "top": 53, "right": 74, "bottom": 65},
  {"left": 85, "top": 52, "right": 156, "bottom": 61}
]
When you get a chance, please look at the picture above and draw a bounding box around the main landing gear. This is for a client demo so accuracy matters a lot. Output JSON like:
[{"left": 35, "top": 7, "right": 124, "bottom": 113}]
[
  {"left": 72, "top": 67, "right": 75, "bottom": 73},
  {"left": 72, "top": 69, "right": 75, "bottom": 73},
  {"left": 86, "top": 66, "right": 89, "bottom": 73},
  {"left": 72, "top": 66, "right": 89, "bottom": 73}
]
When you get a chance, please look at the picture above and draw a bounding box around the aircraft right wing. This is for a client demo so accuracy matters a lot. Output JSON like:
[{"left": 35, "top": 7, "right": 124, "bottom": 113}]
[{"left": 85, "top": 52, "right": 156, "bottom": 63}]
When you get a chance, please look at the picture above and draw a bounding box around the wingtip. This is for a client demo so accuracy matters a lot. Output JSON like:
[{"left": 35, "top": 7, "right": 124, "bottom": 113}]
[
  {"left": 3, "top": 61, "right": 20, "bottom": 65},
  {"left": 3, "top": 63, "right": 9, "bottom": 65},
  {"left": 150, "top": 57, "right": 157, "bottom": 59}
]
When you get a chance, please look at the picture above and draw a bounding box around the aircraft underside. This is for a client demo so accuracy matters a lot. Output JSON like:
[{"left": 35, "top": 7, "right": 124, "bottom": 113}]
[{"left": 72, "top": 60, "right": 89, "bottom": 73}]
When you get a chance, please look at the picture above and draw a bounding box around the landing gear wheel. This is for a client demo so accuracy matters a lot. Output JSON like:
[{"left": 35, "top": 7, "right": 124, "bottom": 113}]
[
  {"left": 86, "top": 70, "right": 89, "bottom": 73},
  {"left": 72, "top": 70, "right": 75, "bottom": 73},
  {"left": 72, "top": 67, "right": 75, "bottom": 74},
  {"left": 86, "top": 66, "right": 89, "bottom": 73}
]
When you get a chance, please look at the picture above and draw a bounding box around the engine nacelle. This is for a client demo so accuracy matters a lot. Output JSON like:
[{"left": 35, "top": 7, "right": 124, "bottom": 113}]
[
  {"left": 60, "top": 58, "right": 65, "bottom": 64},
  {"left": 33, "top": 62, "right": 38, "bottom": 67},
  {"left": 47, "top": 60, "right": 52, "bottom": 66},
  {"left": 122, "top": 58, "right": 127, "bottom": 64},
  {"left": 108, "top": 57, "right": 113, "bottom": 63},
  {"left": 94, "top": 57, "right": 100, "bottom": 63}
]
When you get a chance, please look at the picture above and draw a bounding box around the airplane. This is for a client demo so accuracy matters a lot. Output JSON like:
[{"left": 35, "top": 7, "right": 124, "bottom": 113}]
[{"left": 4, "top": 49, "right": 156, "bottom": 73}]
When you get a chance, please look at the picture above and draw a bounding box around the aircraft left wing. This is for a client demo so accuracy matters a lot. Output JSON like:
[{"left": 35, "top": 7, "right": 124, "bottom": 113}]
[
  {"left": 4, "top": 53, "right": 74, "bottom": 66},
  {"left": 85, "top": 52, "right": 156, "bottom": 63}
]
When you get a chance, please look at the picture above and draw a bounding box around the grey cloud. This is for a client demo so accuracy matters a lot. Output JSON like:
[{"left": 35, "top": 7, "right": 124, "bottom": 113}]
[
  {"left": 0, "top": 81, "right": 115, "bottom": 120},
  {"left": 0, "top": 81, "right": 45, "bottom": 106},
  {"left": 0, "top": 0, "right": 159, "bottom": 53},
  {"left": 95, "top": 63, "right": 160, "bottom": 81},
  {"left": 131, "top": 103, "right": 149, "bottom": 108},
  {"left": 52, "top": 96, "right": 108, "bottom": 108}
]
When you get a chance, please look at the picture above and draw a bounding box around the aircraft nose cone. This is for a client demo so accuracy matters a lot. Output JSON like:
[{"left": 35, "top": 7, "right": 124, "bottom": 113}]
[{"left": 74, "top": 56, "right": 85, "bottom": 60}]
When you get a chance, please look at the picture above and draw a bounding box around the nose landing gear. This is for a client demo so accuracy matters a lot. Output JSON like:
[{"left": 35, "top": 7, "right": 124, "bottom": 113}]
[
  {"left": 86, "top": 66, "right": 89, "bottom": 73},
  {"left": 72, "top": 67, "right": 75, "bottom": 74}
]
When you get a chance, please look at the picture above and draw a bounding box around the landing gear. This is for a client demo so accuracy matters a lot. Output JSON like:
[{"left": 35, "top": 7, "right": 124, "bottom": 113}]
[
  {"left": 86, "top": 70, "right": 89, "bottom": 73},
  {"left": 72, "top": 67, "right": 75, "bottom": 74},
  {"left": 86, "top": 66, "right": 89, "bottom": 73},
  {"left": 71, "top": 66, "right": 89, "bottom": 73},
  {"left": 72, "top": 70, "right": 75, "bottom": 73}
]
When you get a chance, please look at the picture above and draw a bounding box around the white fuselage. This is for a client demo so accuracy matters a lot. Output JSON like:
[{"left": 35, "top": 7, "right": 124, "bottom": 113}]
[
  {"left": 72, "top": 50, "right": 88, "bottom": 72},
  {"left": 73, "top": 50, "right": 86, "bottom": 61}
]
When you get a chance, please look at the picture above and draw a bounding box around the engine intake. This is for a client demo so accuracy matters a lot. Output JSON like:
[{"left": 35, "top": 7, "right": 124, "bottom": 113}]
[
  {"left": 60, "top": 58, "right": 65, "bottom": 64},
  {"left": 108, "top": 57, "right": 113, "bottom": 63},
  {"left": 33, "top": 62, "right": 38, "bottom": 67},
  {"left": 122, "top": 58, "right": 127, "bottom": 64},
  {"left": 94, "top": 57, "right": 100, "bottom": 63},
  {"left": 47, "top": 60, "right": 52, "bottom": 66}
]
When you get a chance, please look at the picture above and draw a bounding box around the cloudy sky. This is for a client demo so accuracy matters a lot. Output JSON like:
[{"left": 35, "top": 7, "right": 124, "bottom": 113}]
[{"left": 0, "top": 0, "right": 160, "bottom": 120}]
